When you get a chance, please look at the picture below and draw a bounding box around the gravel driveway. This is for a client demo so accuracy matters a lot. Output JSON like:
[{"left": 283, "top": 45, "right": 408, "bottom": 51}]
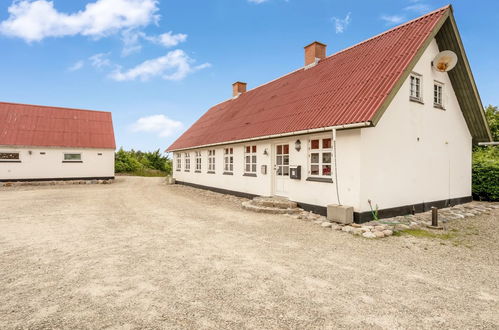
[{"left": 0, "top": 176, "right": 498, "bottom": 329}]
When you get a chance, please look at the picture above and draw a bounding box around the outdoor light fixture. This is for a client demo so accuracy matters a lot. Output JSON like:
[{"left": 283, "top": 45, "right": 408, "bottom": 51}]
[
  {"left": 263, "top": 148, "right": 268, "bottom": 156},
  {"left": 295, "top": 140, "right": 301, "bottom": 152}
]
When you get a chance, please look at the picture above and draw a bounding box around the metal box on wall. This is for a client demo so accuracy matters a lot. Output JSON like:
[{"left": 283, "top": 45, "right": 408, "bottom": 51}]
[
  {"left": 261, "top": 165, "right": 267, "bottom": 175},
  {"left": 290, "top": 165, "right": 301, "bottom": 180}
]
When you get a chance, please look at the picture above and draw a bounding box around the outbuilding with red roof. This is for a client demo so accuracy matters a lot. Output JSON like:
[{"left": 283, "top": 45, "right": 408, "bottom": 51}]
[
  {"left": 168, "top": 5, "right": 491, "bottom": 222},
  {"left": 0, "top": 102, "right": 116, "bottom": 182}
]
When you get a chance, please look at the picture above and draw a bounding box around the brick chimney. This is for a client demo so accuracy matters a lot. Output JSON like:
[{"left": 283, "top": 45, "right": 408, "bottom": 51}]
[
  {"left": 304, "top": 41, "right": 327, "bottom": 66},
  {"left": 232, "top": 81, "right": 247, "bottom": 97}
]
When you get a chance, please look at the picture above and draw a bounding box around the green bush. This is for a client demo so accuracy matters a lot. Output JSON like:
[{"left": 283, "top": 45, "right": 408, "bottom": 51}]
[
  {"left": 472, "top": 146, "right": 499, "bottom": 201},
  {"left": 115, "top": 148, "right": 172, "bottom": 176}
]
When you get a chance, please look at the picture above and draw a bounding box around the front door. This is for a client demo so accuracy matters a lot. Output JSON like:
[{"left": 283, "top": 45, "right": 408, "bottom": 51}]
[{"left": 274, "top": 144, "right": 290, "bottom": 196}]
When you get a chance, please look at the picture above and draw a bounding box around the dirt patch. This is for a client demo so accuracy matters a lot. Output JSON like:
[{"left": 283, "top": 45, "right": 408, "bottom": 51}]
[{"left": 0, "top": 177, "right": 498, "bottom": 329}]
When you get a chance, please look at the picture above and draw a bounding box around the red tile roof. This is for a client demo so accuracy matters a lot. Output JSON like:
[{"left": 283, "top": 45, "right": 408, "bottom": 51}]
[
  {"left": 0, "top": 102, "right": 116, "bottom": 149},
  {"left": 167, "top": 6, "right": 450, "bottom": 151}
]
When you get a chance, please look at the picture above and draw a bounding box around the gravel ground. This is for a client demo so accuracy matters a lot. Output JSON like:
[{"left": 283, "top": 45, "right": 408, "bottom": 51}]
[{"left": 0, "top": 176, "right": 498, "bottom": 329}]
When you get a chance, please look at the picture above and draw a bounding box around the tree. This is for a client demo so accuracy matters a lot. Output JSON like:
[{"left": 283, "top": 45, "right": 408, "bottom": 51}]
[{"left": 485, "top": 105, "right": 499, "bottom": 142}]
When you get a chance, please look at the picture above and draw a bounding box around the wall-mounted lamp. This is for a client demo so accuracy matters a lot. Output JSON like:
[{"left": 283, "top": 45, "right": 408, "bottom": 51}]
[
  {"left": 295, "top": 140, "right": 301, "bottom": 152},
  {"left": 263, "top": 148, "right": 269, "bottom": 156}
]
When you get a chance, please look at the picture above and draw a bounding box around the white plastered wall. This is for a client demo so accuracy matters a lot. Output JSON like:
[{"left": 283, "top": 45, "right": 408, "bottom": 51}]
[
  {"left": 0, "top": 146, "right": 115, "bottom": 180},
  {"left": 358, "top": 38, "right": 472, "bottom": 212}
]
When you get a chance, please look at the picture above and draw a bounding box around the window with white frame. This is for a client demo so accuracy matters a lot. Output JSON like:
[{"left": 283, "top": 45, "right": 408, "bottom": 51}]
[
  {"left": 208, "top": 150, "right": 215, "bottom": 172},
  {"left": 184, "top": 153, "right": 190, "bottom": 172},
  {"left": 410, "top": 73, "right": 422, "bottom": 102},
  {"left": 309, "top": 138, "right": 332, "bottom": 177},
  {"left": 0, "top": 152, "right": 20, "bottom": 162},
  {"left": 434, "top": 81, "right": 444, "bottom": 108},
  {"left": 224, "top": 148, "right": 233, "bottom": 173},
  {"left": 63, "top": 153, "right": 82, "bottom": 162},
  {"left": 195, "top": 151, "right": 202, "bottom": 172},
  {"left": 244, "top": 145, "right": 257, "bottom": 174},
  {"left": 176, "top": 153, "right": 181, "bottom": 171}
]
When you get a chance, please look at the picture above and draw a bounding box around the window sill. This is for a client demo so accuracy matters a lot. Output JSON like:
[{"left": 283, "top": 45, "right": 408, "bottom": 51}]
[
  {"left": 62, "top": 161, "right": 83, "bottom": 163},
  {"left": 434, "top": 104, "right": 445, "bottom": 110},
  {"left": 207, "top": 171, "right": 215, "bottom": 174},
  {"left": 243, "top": 173, "right": 257, "bottom": 177},
  {"left": 409, "top": 97, "right": 424, "bottom": 105},
  {"left": 223, "top": 172, "right": 233, "bottom": 176},
  {"left": 195, "top": 170, "right": 201, "bottom": 173},
  {"left": 184, "top": 170, "right": 190, "bottom": 173},
  {"left": 0, "top": 160, "right": 21, "bottom": 163},
  {"left": 306, "top": 177, "right": 333, "bottom": 183}
]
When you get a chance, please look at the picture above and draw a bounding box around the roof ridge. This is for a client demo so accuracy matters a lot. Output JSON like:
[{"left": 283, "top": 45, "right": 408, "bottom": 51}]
[
  {"left": 216, "top": 5, "right": 450, "bottom": 106},
  {"left": 0, "top": 101, "right": 111, "bottom": 114}
]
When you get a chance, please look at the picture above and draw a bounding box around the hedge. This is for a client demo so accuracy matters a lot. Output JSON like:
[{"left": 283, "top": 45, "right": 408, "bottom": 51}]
[{"left": 472, "top": 147, "right": 499, "bottom": 201}]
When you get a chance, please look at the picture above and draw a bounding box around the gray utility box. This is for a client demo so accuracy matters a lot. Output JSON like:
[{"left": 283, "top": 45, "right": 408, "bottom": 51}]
[
  {"left": 327, "top": 204, "right": 353, "bottom": 224},
  {"left": 290, "top": 165, "right": 301, "bottom": 180}
]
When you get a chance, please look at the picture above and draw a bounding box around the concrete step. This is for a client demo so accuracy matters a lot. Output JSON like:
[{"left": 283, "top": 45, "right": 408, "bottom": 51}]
[
  {"left": 242, "top": 200, "right": 302, "bottom": 215},
  {"left": 252, "top": 196, "right": 298, "bottom": 209}
]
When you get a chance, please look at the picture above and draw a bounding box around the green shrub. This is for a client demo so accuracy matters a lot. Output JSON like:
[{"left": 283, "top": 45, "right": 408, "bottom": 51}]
[
  {"left": 472, "top": 146, "right": 499, "bottom": 201},
  {"left": 115, "top": 148, "right": 172, "bottom": 176}
]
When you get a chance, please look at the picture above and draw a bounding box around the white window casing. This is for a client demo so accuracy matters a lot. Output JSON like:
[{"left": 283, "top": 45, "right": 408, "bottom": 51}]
[
  {"left": 410, "top": 73, "right": 423, "bottom": 102},
  {"left": 184, "top": 152, "right": 190, "bottom": 172},
  {"left": 195, "top": 151, "right": 202, "bottom": 172},
  {"left": 63, "top": 153, "right": 82, "bottom": 162},
  {"left": 208, "top": 150, "right": 215, "bottom": 172},
  {"left": 434, "top": 81, "right": 444, "bottom": 109},
  {"left": 224, "top": 148, "right": 234, "bottom": 173},
  {"left": 176, "top": 153, "right": 181, "bottom": 171},
  {"left": 308, "top": 138, "right": 332, "bottom": 178},
  {"left": 0, "top": 151, "right": 21, "bottom": 162},
  {"left": 244, "top": 145, "right": 257, "bottom": 174}
]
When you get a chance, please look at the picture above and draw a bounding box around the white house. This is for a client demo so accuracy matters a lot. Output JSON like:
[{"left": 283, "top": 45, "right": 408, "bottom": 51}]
[
  {"left": 0, "top": 102, "right": 116, "bottom": 182},
  {"left": 167, "top": 6, "right": 492, "bottom": 222}
]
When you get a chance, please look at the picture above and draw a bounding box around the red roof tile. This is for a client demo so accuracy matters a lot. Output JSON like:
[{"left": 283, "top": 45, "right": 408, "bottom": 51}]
[
  {"left": 167, "top": 6, "right": 449, "bottom": 151},
  {"left": 0, "top": 102, "right": 116, "bottom": 149}
]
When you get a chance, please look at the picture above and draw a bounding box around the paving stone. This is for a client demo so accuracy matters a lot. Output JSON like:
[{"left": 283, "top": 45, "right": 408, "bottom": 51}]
[
  {"left": 374, "top": 231, "right": 385, "bottom": 238},
  {"left": 321, "top": 222, "right": 332, "bottom": 228},
  {"left": 362, "top": 232, "right": 376, "bottom": 239},
  {"left": 383, "top": 230, "right": 393, "bottom": 237}
]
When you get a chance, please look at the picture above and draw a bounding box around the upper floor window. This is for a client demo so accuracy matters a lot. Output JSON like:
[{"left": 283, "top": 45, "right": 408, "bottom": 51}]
[
  {"left": 195, "top": 151, "right": 202, "bottom": 172},
  {"left": 410, "top": 73, "right": 422, "bottom": 102},
  {"left": 224, "top": 148, "right": 234, "bottom": 173},
  {"left": 309, "top": 138, "right": 332, "bottom": 177},
  {"left": 434, "top": 81, "right": 444, "bottom": 108},
  {"left": 244, "top": 145, "right": 257, "bottom": 174},
  {"left": 63, "top": 153, "right": 82, "bottom": 162},
  {"left": 184, "top": 153, "right": 190, "bottom": 172},
  {"left": 208, "top": 150, "right": 215, "bottom": 172},
  {"left": 0, "top": 152, "right": 20, "bottom": 162},
  {"left": 176, "top": 153, "right": 181, "bottom": 171}
]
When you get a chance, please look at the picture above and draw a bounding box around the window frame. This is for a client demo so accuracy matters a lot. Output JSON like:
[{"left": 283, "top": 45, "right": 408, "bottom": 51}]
[
  {"left": 176, "top": 153, "right": 181, "bottom": 172},
  {"left": 62, "top": 153, "right": 82, "bottom": 163},
  {"left": 223, "top": 147, "right": 234, "bottom": 174},
  {"left": 308, "top": 137, "right": 333, "bottom": 179},
  {"left": 184, "top": 152, "right": 190, "bottom": 172},
  {"left": 409, "top": 72, "right": 423, "bottom": 103},
  {"left": 208, "top": 149, "right": 216, "bottom": 173},
  {"left": 244, "top": 145, "right": 257, "bottom": 176},
  {"left": 0, "top": 151, "right": 21, "bottom": 163},
  {"left": 433, "top": 81, "right": 444, "bottom": 109},
  {"left": 195, "top": 151, "right": 202, "bottom": 172}
]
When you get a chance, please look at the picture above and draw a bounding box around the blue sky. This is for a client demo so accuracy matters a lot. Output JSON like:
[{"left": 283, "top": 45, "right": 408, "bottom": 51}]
[{"left": 0, "top": 0, "right": 498, "bottom": 152}]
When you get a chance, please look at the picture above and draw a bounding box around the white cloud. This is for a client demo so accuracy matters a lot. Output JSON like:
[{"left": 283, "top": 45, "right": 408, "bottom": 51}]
[
  {"left": 404, "top": 3, "right": 430, "bottom": 14},
  {"left": 332, "top": 12, "right": 351, "bottom": 34},
  {"left": 131, "top": 114, "right": 183, "bottom": 137},
  {"left": 146, "top": 31, "right": 187, "bottom": 47},
  {"left": 89, "top": 53, "right": 112, "bottom": 69},
  {"left": 68, "top": 60, "right": 84, "bottom": 72},
  {"left": 0, "top": 0, "right": 159, "bottom": 42},
  {"left": 248, "top": 0, "right": 269, "bottom": 3},
  {"left": 121, "top": 30, "right": 188, "bottom": 56},
  {"left": 380, "top": 15, "right": 405, "bottom": 26},
  {"left": 110, "top": 49, "right": 211, "bottom": 82}
]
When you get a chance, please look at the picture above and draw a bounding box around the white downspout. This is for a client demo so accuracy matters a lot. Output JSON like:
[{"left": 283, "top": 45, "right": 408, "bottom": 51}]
[{"left": 333, "top": 128, "right": 341, "bottom": 205}]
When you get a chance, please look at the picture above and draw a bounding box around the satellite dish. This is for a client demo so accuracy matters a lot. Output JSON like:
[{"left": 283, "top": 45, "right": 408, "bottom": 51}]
[{"left": 432, "top": 50, "right": 458, "bottom": 72}]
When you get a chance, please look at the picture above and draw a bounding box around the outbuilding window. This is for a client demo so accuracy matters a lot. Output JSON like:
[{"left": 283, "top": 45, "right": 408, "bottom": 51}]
[
  {"left": 434, "top": 81, "right": 444, "bottom": 108},
  {"left": 410, "top": 73, "right": 422, "bottom": 102},
  {"left": 208, "top": 150, "right": 215, "bottom": 172},
  {"left": 0, "top": 152, "right": 20, "bottom": 162},
  {"left": 176, "top": 153, "right": 181, "bottom": 171},
  {"left": 244, "top": 145, "right": 257, "bottom": 174},
  {"left": 195, "top": 151, "right": 202, "bottom": 172},
  {"left": 309, "top": 138, "right": 332, "bottom": 177},
  {"left": 63, "top": 153, "right": 82, "bottom": 162},
  {"left": 184, "top": 153, "right": 190, "bottom": 172},
  {"left": 224, "top": 148, "right": 234, "bottom": 173}
]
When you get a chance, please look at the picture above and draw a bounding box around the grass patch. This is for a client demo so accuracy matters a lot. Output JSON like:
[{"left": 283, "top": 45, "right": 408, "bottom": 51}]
[
  {"left": 117, "top": 169, "right": 167, "bottom": 177},
  {"left": 398, "top": 229, "right": 455, "bottom": 240}
]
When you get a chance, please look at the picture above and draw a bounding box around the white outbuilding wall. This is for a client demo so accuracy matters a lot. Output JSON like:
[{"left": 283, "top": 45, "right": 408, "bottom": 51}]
[{"left": 0, "top": 146, "right": 115, "bottom": 181}]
